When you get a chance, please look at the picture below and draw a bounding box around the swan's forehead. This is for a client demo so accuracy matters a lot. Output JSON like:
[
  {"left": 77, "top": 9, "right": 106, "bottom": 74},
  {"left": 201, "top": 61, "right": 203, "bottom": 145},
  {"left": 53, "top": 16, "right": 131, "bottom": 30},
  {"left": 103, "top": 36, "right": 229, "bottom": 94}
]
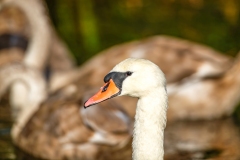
[{"left": 112, "top": 58, "right": 154, "bottom": 72}]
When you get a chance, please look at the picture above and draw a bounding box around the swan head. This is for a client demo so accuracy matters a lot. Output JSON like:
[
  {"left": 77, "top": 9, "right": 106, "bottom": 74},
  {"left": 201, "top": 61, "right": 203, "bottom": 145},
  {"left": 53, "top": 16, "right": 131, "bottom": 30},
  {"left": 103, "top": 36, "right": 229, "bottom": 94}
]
[{"left": 84, "top": 58, "right": 166, "bottom": 108}]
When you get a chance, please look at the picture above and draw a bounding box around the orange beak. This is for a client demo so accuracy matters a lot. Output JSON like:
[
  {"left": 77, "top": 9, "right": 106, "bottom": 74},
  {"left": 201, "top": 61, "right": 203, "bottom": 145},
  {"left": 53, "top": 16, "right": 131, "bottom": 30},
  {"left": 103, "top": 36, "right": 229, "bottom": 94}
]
[{"left": 84, "top": 79, "right": 120, "bottom": 108}]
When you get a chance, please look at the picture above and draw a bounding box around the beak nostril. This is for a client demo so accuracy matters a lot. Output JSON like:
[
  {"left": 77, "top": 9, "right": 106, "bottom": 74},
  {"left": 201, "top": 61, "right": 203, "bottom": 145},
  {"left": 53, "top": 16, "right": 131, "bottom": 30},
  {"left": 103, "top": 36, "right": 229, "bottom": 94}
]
[{"left": 102, "top": 82, "right": 110, "bottom": 92}]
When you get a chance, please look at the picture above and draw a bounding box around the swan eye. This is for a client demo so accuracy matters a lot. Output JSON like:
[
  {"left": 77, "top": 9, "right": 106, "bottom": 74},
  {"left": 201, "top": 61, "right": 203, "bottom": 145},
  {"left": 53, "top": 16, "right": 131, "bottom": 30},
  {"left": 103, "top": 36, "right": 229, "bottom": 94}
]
[{"left": 126, "top": 71, "right": 133, "bottom": 76}]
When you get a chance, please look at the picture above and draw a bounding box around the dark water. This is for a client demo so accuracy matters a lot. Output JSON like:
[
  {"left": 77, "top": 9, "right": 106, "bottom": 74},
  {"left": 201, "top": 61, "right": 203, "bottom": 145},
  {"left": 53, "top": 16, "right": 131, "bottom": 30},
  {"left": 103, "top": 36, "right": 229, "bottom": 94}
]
[{"left": 0, "top": 100, "right": 15, "bottom": 160}]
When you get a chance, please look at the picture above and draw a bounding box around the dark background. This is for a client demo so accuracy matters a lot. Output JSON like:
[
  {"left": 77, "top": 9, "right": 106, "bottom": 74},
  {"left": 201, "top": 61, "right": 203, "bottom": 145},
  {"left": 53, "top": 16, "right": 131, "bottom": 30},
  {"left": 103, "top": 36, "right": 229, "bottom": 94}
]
[{"left": 46, "top": 0, "right": 240, "bottom": 64}]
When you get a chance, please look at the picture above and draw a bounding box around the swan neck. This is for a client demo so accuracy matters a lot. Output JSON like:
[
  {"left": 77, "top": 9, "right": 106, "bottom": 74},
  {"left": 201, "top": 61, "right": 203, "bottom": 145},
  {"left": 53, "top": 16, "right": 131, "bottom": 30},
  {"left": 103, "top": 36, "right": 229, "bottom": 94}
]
[
  {"left": 133, "top": 87, "right": 167, "bottom": 160},
  {"left": 4, "top": 0, "right": 52, "bottom": 70},
  {"left": 0, "top": 65, "right": 47, "bottom": 141}
]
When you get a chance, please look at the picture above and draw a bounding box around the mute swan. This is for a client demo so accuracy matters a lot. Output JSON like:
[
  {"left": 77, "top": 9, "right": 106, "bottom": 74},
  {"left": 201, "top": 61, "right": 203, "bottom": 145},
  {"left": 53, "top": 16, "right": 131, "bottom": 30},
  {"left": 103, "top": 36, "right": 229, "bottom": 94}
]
[
  {"left": 0, "top": 64, "right": 132, "bottom": 160},
  {"left": 84, "top": 58, "right": 168, "bottom": 160},
  {"left": 56, "top": 35, "right": 239, "bottom": 121},
  {"left": 0, "top": 0, "right": 75, "bottom": 120},
  {"left": 0, "top": 64, "right": 47, "bottom": 141},
  {"left": 0, "top": 0, "right": 51, "bottom": 122},
  {"left": 3, "top": 34, "right": 239, "bottom": 159},
  {"left": 14, "top": 91, "right": 132, "bottom": 160}
]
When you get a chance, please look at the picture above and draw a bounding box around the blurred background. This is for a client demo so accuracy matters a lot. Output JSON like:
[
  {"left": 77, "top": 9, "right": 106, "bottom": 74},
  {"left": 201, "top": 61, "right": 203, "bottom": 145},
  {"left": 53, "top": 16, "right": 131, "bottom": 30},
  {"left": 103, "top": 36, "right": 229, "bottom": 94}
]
[
  {"left": 1, "top": 0, "right": 240, "bottom": 159},
  {"left": 46, "top": 0, "right": 240, "bottom": 64}
]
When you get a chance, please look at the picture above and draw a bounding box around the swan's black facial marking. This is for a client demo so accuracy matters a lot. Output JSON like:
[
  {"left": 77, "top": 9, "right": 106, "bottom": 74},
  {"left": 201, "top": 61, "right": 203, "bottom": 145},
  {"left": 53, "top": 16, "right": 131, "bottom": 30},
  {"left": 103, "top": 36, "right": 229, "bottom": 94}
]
[{"left": 104, "top": 71, "right": 133, "bottom": 92}]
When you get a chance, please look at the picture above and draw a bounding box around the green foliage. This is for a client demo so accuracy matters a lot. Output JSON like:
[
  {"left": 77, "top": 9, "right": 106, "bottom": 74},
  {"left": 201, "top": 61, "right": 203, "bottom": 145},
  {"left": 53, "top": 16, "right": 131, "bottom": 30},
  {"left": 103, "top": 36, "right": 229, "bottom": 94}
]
[
  {"left": 46, "top": 0, "right": 240, "bottom": 64},
  {"left": 233, "top": 102, "right": 240, "bottom": 124}
]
